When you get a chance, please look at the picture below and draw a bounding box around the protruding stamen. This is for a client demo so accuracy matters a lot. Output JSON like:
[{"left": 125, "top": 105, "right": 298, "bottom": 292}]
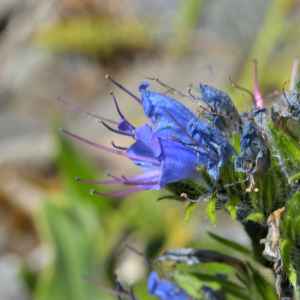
[
  {"left": 91, "top": 185, "right": 154, "bottom": 197},
  {"left": 75, "top": 176, "right": 80, "bottom": 182},
  {"left": 253, "top": 60, "right": 264, "bottom": 108},
  {"left": 111, "top": 141, "right": 128, "bottom": 151},
  {"left": 110, "top": 92, "right": 136, "bottom": 130},
  {"left": 100, "top": 121, "right": 135, "bottom": 137},
  {"left": 60, "top": 128, "right": 161, "bottom": 164},
  {"left": 111, "top": 92, "right": 135, "bottom": 129},
  {"left": 75, "top": 170, "right": 160, "bottom": 186},
  {"left": 187, "top": 87, "right": 202, "bottom": 100},
  {"left": 228, "top": 77, "right": 249, "bottom": 113},
  {"left": 106, "top": 75, "right": 143, "bottom": 105},
  {"left": 228, "top": 80, "right": 255, "bottom": 104},
  {"left": 110, "top": 91, "right": 125, "bottom": 120},
  {"left": 57, "top": 97, "right": 118, "bottom": 125},
  {"left": 135, "top": 163, "right": 161, "bottom": 170},
  {"left": 290, "top": 58, "right": 299, "bottom": 91},
  {"left": 90, "top": 189, "right": 95, "bottom": 195},
  {"left": 208, "top": 66, "right": 219, "bottom": 89}
]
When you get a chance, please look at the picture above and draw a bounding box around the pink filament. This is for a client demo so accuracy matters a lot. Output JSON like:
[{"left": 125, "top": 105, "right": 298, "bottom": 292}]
[
  {"left": 77, "top": 170, "right": 160, "bottom": 185},
  {"left": 253, "top": 60, "right": 264, "bottom": 108},
  {"left": 106, "top": 75, "right": 143, "bottom": 105},
  {"left": 110, "top": 91, "right": 136, "bottom": 129},
  {"left": 208, "top": 66, "right": 219, "bottom": 89},
  {"left": 60, "top": 128, "right": 161, "bottom": 165},
  {"left": 57, "top": 97, "right": 118, "bottom": 125},
  {"left": 91, "top": 185, "right": 154, "bottom": 197},
  {"left": 109, "top": 172, "right": 160, "bottom": 185}
]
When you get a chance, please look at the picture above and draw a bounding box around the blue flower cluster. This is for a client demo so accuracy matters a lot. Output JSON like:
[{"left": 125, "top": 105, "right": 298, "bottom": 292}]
[{"left": 58, "top": 63, "right": 273, "bottom": 200}]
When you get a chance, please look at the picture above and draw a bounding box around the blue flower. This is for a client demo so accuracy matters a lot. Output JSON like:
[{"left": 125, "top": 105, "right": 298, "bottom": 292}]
[
  {"left": 234, "top": 118, "right": 270, "bottom": 176},
  {"left": 58, "top": 77, "right": 236, "bottom": 198},
  {"left": 199, "top": 83, "right": 243, "bottom": 137},
  {"left": 139, "top": 82, "right": 236, "bottom": 181},
  {"left": 148, "top": 271, "right": 191, "bottom": 300}
]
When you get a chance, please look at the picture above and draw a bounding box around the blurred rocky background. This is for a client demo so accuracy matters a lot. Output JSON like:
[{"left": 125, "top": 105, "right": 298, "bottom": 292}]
[{"left": 0, "top": 0, "right": 299, "bottom": 299}]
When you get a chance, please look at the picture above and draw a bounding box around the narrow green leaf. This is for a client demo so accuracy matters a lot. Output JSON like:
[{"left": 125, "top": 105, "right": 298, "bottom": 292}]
[
  {"left": 206, "top": 195, "right": 217, "bottom": 226},
  {"left": 283, "top": 216, "right": 293, "bottom": 240},
  {"left": 269, "top": 122, "right": 292, "bottom": 167},
  {"left": 208, "top": 232, "right": 252, "bottom": 256},
  {"left": 183, "top": 272, "right": 252, "bottom": 300},
  {"left": 277, "top": 130, "right": 300, "bottom": 165},
  {"left": 294, "top": 217, "right": 300, "bottom": 237},
  {"left": 251, "top": 269, "right": 278, "bottom": 300},
  {"left": 226, "top": 197, "right": 240, "bottom": 220},
  {"left": 233, "top": 131, "right": 242, "bottom": 155},
  {"left": 280, "top": 238, "right": 297, "bottom": 285},
  {"left": 157, "top": 195, "right": 185, "bottom": 202},
  {"left": 269, "top": 122, "right": 300, "bottom": 168},
  {"left": 184, "top": 202, "right": 196, "bottom": 225},
  {"left": 290, "top": 172, "right": 300, "bottom": 181}
]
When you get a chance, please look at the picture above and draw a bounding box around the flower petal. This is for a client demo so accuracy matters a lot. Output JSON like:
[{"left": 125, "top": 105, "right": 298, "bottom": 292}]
[
  {"left": 135, "top": 124, "right": 161, "bottom": 157},
  {"left": 118, "top": 119, "right": 134, "bottom": 134},
  {"left": 200, "top": 84, "right": 243, "bottom": 137},
  {"left": 140, "top": 83, "right": 197, "bottom": 136},
  {"left": 157, "top": 139, "right": 206, "bottom": 188}
]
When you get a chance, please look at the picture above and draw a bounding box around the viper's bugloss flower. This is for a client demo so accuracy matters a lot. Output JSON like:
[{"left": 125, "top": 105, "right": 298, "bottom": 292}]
[
  {"left": 234, "top": 118, "right": 270, "bottom": 174},
  {"left": 139, "top": 82, "right": 236, "bottom": 181},
  {"left": 199, "top": 83, "right": 243, "bottom": 137},
  {"left": 233, "top": 62, "right": 270, "bottom": 177},
  {"left": 58, "top": 78, "right": 235, "bottom": 198},
  {"left": 148, "top": 271, "right": 191, "bottom": 300}
]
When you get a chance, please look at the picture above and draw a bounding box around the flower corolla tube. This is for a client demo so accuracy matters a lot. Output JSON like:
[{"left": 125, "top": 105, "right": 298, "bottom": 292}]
[{"left": 58, "top": 77, "right": 235, "bottom": 199}]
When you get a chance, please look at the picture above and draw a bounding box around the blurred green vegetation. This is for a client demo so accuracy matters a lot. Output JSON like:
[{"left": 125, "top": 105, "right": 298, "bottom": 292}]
[
  {"left": 26, "top": 0, "right": 300, "bottom": 298},
  {"left": 33, "top": 17, "right": 154, "bottom": 60}
]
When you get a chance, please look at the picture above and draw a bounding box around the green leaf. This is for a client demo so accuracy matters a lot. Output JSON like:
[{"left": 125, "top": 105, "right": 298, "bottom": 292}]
[
  {"left": 233, "top": 131, "right": 242, "bottom": 155},
  {"left": 206, "top": 195, "right": 217, "bottom": 226},
  {"left": 208, "top": 232, "right": 252, "bottom": 256},
  {"left": 269, "top": 122, "right": 300, "bottom": 168},
  {"left": 280, "top": 238, "right": 297, "bottom": 285},
  {"left": 174, "top": 271, "right": 252, "bottom": 300},
  {"left": 35, "top": 199, "right": 104, "bottom": 300},
  {"left": 251, "top": 268, "right": 278, "bottom": 300},
  {"left": 246, "top": 212, "right": 264, "bottom": 224},
  {"left": 294, "top": 217, "right": 300, "bottom": 237},
  {"left": 157, "top": 195, "right": 185, "bottom": 202},
  {"left": 283, "top": 216, "right": 293, "bottom": 240},
  {"left": 290, "top": 172, "right": 300, "bottom": 181},
  {"left": 226, "top": 196, "right": 240, "bottom": 220},
  {"left": 184, "top": 202, "right": 196, "bottom": 225},
  {"left": 53, "top": 125, "right": 112, "bottom": 210}
]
